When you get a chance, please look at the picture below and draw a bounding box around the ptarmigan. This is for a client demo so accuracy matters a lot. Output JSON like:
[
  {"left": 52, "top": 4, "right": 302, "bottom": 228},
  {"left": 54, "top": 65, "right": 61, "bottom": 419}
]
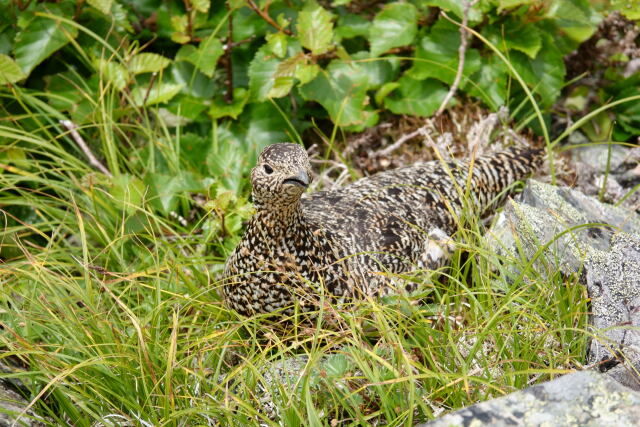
[{"left": 222, "top": 143, "right": 543, "bottom": 316}]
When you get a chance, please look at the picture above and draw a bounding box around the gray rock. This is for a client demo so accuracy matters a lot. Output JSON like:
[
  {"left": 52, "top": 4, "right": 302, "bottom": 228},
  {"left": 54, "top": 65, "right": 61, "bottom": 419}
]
[
  {"left": 0, "top": 382, "right": 45, "bottom": 427},
  {"left": 572, "top": 144, "right": 640, "bottom": 211},
  {"left": 584, "top": 232, "right": 640, "bottom": 390},
  {"left": 419, "top": 371, "right": 640, "bottom": 427},
  {"left": 487, "top": 180, "right": 640, "bottom": 389}
]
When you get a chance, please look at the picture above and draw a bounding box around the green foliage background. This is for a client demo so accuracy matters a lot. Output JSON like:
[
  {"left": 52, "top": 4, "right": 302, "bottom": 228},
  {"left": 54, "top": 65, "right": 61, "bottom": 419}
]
[{"left": 0, "top": 0, "right": 638, "bottom": 425}]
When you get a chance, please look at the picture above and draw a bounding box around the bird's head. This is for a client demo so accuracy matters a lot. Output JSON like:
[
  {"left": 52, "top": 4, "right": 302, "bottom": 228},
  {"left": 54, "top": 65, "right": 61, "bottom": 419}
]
[{"left": 251, "top": 143, "right": 312, "bottom": 210}]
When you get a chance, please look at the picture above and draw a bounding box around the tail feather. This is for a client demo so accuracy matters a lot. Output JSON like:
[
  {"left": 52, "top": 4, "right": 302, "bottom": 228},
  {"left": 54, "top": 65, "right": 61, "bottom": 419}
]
[{"left": 465, "top": 146, "right": 544, "bottom": 214}]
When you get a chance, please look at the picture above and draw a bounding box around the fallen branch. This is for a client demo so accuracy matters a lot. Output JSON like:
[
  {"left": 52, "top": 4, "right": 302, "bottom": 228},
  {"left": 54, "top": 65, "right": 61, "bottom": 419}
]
[
  {"left": 436, "top": 0, "right": 480, "bottom": 116},
  {"left": 60, "top": 120, "right": 113, "bottom": 178}
]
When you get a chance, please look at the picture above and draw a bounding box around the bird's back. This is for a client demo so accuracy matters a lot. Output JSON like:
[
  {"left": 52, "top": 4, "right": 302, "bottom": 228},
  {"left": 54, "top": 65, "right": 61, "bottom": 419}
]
[{"left": 301, "top": 146, "right": 543, "bottom": 292}]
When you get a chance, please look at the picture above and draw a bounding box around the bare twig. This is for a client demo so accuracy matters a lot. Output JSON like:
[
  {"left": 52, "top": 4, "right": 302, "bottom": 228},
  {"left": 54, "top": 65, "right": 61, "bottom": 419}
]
[
  {"left": 182, "top": 0, "right": 194, "bottom": 41},
  {"left": 375, "top": 125, "right": 430, "bottom": 157},
  {"left": 246, "top": 0, "right": 292, "bottom": 35},
  {"left": 435, "top": 0, "right": 480, "bottom": 116},
  {"left": 60, "top": 120, "right": 113, "bottom": 178}
]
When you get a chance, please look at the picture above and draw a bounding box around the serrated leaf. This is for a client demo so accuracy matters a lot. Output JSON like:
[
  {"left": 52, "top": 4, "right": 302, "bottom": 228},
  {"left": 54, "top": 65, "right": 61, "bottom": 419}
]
[
  {"left": 165, "top": 95, "right": 209, "bottom": 121},
  {"left": 369, "top": 2, "right": 418, "bottom": 57},
  {"left": 171, "top": 15, "right": 191, "bottom": 44},
  {"left": 110, "top": 174, "right": 145, "bottom": 214},
  {"left": 146, "top": 172, "right": 203, "bottom": 214},
  {"left": 0, "top": 54, "right": 25, "bottom": 84},
  {"left": 299, "top": 60, "right": 372, "bottom": 126},
  {"left": 209, "top": 88, "right": 249, "bottom": 119},
  {"left": 13, "top": 15, "right": 79, "bottom": 75},
  {"left": 498, "top": 0, "right": 531, "bottom": 11},
  {"left": 295, "top": 62, "right": 319, "bottom": 84},
  {"left": 175, "top": 37, "right": 223, "bottom": 78},
  {"left": 94, "top": 58, "right": 129, "bottom": 90},
  {"left": 546, "top": 0, "right": 602, "bottom": 43},
  {"left": 112, "top": 2, "right": 134, "bottom": 33},
  {"left": 87, "top": 0, "right": 112, "bottom": 15},
  {"left": 170, "top": 61, "right": 216, "bottom": 98},
  {"left": 296, "top": 2, "right": 334, "bottom": 55},
  {"left": 266, "top": 32, "right": 288, "bottom": 58},
  {"left": 510, "top": 33, "right": 565, "bottom": 107},
  {"left": 467, "top": 55, "right": 508, "bottom": 109},
  {"left": 268, "top": 76, "right": 295, "bottom": 98},
  {"left": 336, "top": 14, "right": 370, "bottom": 40},
  {"left": 352, "top": 51, "right": 399, "bottom": 89},
  {"left": 408, "top": 19, "right": 481, "bottom": 86},
  {"left": 129, "top": 53, "right": 171, "bottom": 74},
  {"left": 248, "top": 47, "right": 280, "bottom": 101},
  {"left": 384, "top": 76, "right": 448, "bottom": 116},
  {"left": 484, "top": 19, "right": 542, "bottom": 59},
  {"left": 132, "top": 82, "right": 184, "bottom": 106},
  {"left": 423, "top": 0, "right": 482, "bottom": 22}
]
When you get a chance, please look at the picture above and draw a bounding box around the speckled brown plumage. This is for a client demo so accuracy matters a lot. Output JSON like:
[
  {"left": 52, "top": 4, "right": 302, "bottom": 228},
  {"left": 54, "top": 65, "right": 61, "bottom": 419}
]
[{"left": 222, "top": 143, "right": 543, "bottom": 316}]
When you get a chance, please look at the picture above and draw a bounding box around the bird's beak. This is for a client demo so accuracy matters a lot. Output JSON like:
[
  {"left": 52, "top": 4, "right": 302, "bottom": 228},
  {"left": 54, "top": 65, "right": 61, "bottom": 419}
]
[{"left": 283, "top": 170, "right": 310, "bottom": 188}]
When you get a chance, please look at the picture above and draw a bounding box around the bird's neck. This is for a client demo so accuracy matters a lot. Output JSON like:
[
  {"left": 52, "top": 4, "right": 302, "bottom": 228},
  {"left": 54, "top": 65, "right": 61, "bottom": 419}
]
[{"left": 252, "top": 201, "right": 307, "bottom": 235}]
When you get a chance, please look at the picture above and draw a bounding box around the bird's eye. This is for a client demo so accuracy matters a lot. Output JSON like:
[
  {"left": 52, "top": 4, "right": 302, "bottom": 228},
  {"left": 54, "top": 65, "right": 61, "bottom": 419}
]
[{"left": 263, "top": 164, "right": 274, "bottom": 174}]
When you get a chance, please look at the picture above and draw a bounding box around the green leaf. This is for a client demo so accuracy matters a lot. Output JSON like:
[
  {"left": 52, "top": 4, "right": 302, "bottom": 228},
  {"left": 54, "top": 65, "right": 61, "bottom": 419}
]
[
  {"left": 179, "top": 133, "right": 211, "bottom": 174},
  {"left": 132, "top": 82, "right": 184, "bottom": 106},
  {"left": 296, "top": 1, "right": 334, "bottom": 55},
  {"left": 147, "top": 172, "right": 203, "bottom": 214},
  {"left": 13, "top": 14, "right": 79, "bottom": 75},
  {"left": 244, "top": 102, "right": 292, "bottom": 151},
  {"left": 94, "top": 58, "right": 129, "bottom": 90},
  {"left": 498, "top": 0, "right": 532, "bottom": 11},
  {"left": 110, "top": 174, "right": 145, "bottom": 214},
  {"left": 295, "top": 62, "right": 320, "bottom": 85},
  {"left": 191, "top": 0, "right": 210, "bottom": 13},
  {"left": 369, "top": 2, "right": 418, "bottom": 57},
  {"left": 165, "top": 95, "right": 209, "bottom": 121},
  {"left": 171, "top": 15, "right": 191, "bottom": 44},
  {"left": 545, "top": 0, "right": 602, "bottom": 43},
  {"left": 611, "top": 0, "right": 640, "bottom": 19},
  {"left": 268, "top": 76, "right": 295, "bottom": 98},
  {"left": 422, "top": 0, "right": 482, "bottom": 23},
  {"left": 384, "top": 76, "right": 448, "bottom": 116},
  {"left": 0, "top": 54, "right": 25, "bottom": 84},
  {"left": 510, "top": 33, "right": 565, "bottom": 107},
  {"left": 352, "top": 52, "right": 400, "bottom": 89},
  {"left": 408, "top": 19, "right": 481, "bottom": 86},
  {"left": 170, "top": 61, "right": 216, "bottom": 98},
  {"left": 467, "top": 55, "right": 508, "bottom": 109},
  {"left": 248, "top": 48, "right": 281, "bottom": 101},
  {"left": 336, "top": 14, "right": 370, "bottom": 40},
  {"left": 129, "top": 53, "right": 171, "bottom": 75},
  {"left": 87, "top": 0, "right": 113, "bottom": 15},
  {"left": 299, "top": 60, "right": 372, "bottom": 126},
  {"left": 209, "top": 88, "right": 250, "bottom": 119},
  {"left": 266, "top": 32, "right": 288, "bottom": 58},
  {"left": 175, "top": 37, "right": 223, "bottom": 78},
  {"left": 484, "top": 19, "right": 542, "bottom": 59}
]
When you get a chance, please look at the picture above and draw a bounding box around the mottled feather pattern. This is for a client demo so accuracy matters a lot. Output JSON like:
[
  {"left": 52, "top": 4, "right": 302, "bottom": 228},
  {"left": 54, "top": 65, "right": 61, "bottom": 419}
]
[{"left": 223, "top": 143, "right": 543, "bottom": 316}]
